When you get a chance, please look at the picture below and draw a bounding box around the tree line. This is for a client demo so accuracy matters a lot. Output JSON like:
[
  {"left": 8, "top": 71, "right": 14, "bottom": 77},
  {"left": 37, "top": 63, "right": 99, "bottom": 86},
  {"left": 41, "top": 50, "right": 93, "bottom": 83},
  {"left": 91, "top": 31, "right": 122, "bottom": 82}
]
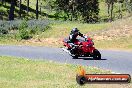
[{"left": 0, "top": 0, "right": 132, "bottom": 23}]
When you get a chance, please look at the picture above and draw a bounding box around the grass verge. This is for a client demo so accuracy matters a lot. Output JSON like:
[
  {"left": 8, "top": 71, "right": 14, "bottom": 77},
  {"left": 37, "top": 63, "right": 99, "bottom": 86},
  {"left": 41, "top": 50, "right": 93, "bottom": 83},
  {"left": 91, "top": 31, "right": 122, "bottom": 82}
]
[
  {"left": 0, "top": 56, "right": 110, "bottom": 88},
  {"left": 0, "top": 56, "right": 131, "bottom": 88},
  {"left": 94, "top": 36, "right": 132, "bottom": 51}
]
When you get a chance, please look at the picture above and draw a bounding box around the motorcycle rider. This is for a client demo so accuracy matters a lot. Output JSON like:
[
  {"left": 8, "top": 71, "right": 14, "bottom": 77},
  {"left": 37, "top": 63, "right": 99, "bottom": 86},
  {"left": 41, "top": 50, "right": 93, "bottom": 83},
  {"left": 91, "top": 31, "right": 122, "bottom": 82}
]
[{"left": 68, "top": 28, "right": 86, "bottom": 49}]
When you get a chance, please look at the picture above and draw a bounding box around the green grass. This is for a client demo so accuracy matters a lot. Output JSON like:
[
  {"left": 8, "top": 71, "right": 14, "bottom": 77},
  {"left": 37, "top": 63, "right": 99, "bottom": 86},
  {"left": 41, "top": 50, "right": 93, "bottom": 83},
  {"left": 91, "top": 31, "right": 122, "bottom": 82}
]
[
  {"left": 99, "top": 2, "right": 108, "bottom": 19},
  {"left": 0, "top": 1, "right": 37, "bottom": 20},
  {"left": 0, "top": 35, "right": 18, "bottom": 45},
  {"left": 94, "top": 36, "right": 132, "bottom": 50},
  {"left": 0, "top": 56, "right": 112, "bottom": 88},
  {"left": 37, "top": 21, "right": 111, "bottom": 38}
]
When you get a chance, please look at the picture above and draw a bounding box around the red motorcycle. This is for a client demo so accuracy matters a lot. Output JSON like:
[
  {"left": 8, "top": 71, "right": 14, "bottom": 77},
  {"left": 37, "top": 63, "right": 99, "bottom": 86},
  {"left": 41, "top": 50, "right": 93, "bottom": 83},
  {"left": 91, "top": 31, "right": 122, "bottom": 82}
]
[{"left": 62, "top": 36, "right": 101, "bottom": 59}]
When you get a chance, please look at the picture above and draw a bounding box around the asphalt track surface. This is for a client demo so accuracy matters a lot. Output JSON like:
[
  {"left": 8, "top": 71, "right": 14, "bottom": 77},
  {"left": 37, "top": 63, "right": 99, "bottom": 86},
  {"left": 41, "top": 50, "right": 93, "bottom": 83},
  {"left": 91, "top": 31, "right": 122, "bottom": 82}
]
[{"left": 0, "top": 45, "right": 132, "bottom": 74}]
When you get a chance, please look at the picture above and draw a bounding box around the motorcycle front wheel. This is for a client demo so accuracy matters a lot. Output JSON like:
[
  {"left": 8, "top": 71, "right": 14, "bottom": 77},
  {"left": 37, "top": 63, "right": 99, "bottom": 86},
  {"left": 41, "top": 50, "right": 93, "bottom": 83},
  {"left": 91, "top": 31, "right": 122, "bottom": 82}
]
[
  {"left": 72, "top": 55, "right": 78, "bottom": 59},
  {"left": 93, "top": 49, "right": 101, "bottom": 60}
]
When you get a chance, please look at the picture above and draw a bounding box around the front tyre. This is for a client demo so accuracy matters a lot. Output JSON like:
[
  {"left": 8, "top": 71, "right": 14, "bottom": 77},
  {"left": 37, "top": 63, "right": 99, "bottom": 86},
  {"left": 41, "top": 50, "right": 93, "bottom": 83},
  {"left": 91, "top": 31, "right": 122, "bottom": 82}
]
[
  {"left": 93, "top": 49, "right": 101, "bottom": 60},
  {"left": 72, "top": 55, "right": 78, "bottom": 59}
]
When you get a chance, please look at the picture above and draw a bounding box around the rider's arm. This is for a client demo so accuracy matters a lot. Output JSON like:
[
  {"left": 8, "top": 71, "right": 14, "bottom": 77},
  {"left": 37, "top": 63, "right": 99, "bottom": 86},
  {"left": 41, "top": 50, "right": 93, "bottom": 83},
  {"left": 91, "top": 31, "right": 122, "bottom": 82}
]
[
  {"left": 78, "top": 32, "right": 88, "bottom": 40},
  {"left": 78, "top": 32, "right": 85, "bottom": 38},
  {"left": 78, "top": 32, "right": 83, "bottom": 37}
]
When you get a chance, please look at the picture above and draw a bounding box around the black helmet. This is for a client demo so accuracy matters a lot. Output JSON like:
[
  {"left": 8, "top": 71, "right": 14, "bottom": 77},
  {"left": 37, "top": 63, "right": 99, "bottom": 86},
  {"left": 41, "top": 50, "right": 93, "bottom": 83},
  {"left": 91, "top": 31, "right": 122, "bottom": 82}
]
[{"left": 71, "top": 28, "right": 79, "bottom": 33}]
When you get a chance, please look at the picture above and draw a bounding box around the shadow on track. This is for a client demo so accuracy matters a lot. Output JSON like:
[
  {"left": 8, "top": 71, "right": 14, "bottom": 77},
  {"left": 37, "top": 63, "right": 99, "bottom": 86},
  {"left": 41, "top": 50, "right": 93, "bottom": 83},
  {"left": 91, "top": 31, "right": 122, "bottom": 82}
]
[{"left": 73, "top": 57, "right": 107, "bottom": 60}]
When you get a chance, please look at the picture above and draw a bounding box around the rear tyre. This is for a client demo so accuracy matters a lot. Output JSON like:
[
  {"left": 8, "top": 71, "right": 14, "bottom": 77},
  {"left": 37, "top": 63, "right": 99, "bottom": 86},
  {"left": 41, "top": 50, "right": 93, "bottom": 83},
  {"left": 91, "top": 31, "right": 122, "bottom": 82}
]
[{"left": 93, "top": 49, "right": 101, "bottom": 60}]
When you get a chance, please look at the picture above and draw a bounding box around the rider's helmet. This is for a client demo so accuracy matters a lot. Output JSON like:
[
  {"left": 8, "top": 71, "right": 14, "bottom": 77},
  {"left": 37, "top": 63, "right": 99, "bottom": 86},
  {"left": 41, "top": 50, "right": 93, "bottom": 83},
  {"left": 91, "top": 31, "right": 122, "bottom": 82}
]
[{"left": 71, "top": 28, "right": 79, "bottom": 34}]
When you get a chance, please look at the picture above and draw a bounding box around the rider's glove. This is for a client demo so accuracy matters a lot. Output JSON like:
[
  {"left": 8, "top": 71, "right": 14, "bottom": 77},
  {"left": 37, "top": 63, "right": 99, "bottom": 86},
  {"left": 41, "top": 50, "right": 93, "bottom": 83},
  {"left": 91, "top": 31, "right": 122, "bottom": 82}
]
[
  {"left": 84, "top": 35, "right": 87, "bottom": 41},
  {"left": 84, "top": 35, "right": 87, "bottom": 39}
]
